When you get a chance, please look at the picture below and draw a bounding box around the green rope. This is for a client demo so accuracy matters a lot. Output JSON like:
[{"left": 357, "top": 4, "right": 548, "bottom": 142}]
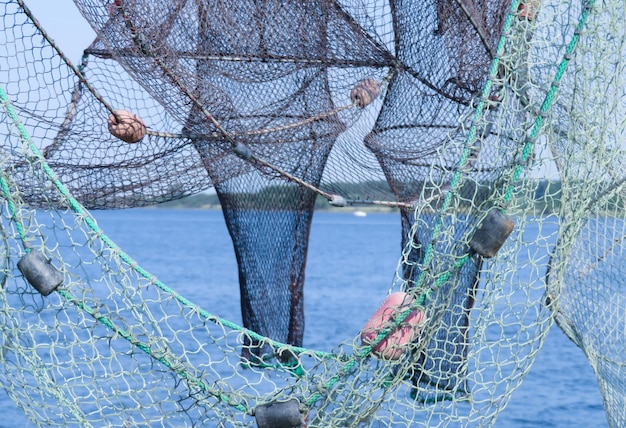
[
  {"left": 56, "top": 288, "right": 248, "bottom": 413},
  {"left": 410, "top": 0, "right": 597, "bottom": 317},
  {"left": 304, "top": 0, "right": 524, "bottom": 407},
  {"left": 0, "top": 95, "right": 33, "bottom": 250},
  {"left": 1, "top": 0, "right": 598, "bottom": 418},
  {"left": 0, "top": 174, "right": 28, "bottom": 250},
  {"left": 412, "top": 1, "right": 522, "bottom": 291},
  {"left": 0, "top": 81, "right": 336, "bottom": 418},
  {"left": 0, "top": 84, "right": 250, "bottom": 413},
  {"left": 0, "top": 83, "right": 332, "bottom": 358},
  {"left": 0, "top": 86, "right": 95, "bottom": 427},
  {"left": 503, "top": 0, "right": 595, "bottom": 203}
]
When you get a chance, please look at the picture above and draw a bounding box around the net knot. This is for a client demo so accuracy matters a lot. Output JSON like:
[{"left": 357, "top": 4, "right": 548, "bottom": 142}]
[{"left": 108, "top": 0, "right": 123, "bottom": 16}]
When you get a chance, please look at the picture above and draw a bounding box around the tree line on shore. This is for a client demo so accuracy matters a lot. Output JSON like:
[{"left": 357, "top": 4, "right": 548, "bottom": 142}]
[{"left": 156, "top": 179, "right": 569, "bottom": 214}]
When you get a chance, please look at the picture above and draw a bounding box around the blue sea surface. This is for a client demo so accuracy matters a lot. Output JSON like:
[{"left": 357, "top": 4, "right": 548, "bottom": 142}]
[{"left": 0, "top": 209, "right": 609, "bottom": 427}]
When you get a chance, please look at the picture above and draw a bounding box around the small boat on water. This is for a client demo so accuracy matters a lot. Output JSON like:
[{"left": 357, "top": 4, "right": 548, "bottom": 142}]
[{"left": 353, "top": 210, "right": 367, "bottom": 217}]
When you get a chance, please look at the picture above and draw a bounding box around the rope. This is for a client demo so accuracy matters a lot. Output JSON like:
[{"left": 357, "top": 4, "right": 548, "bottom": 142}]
[
  {"left": 502, "top": 0, "right": 595, "bottom": 203},
  {"left": 0, "top": 92, "right": 33, "bottom": 250},
  {"left": 0, "top": 86, "right": 92, "bottom": 426},
  {"left": 145, "top": 102, "right": 352, "bottom": 139},
  {"left": 415, "top": 0, "right": 596, "bottom": 291},
  {"left": 114, "top": 4, "right": 379, "bottom": 209},
  {"left": 56, "top": 288, "right": 248, "bottom": 413},
  {"left": 426, "top": 0, "right": 597, "bottom": 294},
  {"left": 0, "top": 175, "right": 28, "bottom": 250}
]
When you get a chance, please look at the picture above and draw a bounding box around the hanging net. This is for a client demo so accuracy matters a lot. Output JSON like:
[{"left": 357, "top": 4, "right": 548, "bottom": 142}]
[{"left": 0, "top": 0, "right": 625, "bottom": 426}]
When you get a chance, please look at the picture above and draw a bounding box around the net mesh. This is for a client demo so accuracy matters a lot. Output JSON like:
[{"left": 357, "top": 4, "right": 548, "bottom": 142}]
[{"left": 0, "top": 0, "right": 624, "bottom": 426}]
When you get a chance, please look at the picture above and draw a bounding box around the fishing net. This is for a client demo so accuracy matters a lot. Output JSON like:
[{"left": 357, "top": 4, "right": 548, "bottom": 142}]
[{"left": 0, "top": 0, "right": 624, "bottom": 426}]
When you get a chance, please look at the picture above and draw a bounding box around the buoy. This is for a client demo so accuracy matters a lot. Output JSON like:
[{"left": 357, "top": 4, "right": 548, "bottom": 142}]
[
  {"left": 360, "top": 292, "right": 426, "bottom": 360},
  {"left": 232, "top": 142, "right": 252, "bottom": 160},
  {"left": 108, "top": 110, "right": 146, "bottom": 143},
  {"left": 328, "top": 194, "right": 347, "bottom": 207},
  {"left": 469, "top": 209, "right": 514, "bottom": 258},
  {"left": 254, "top": 399, "right": 307, "bottom": 428},
  {"left": 17, "top": 250, "right": 63, "bottom": 296},
  {"left": 350, "top": 79, "right": 381, "bottom": 108}
]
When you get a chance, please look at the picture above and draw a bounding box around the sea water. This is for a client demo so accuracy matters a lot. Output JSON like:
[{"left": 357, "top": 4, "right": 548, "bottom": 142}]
[{"left": 0, "top": 209, "right": 608, "bottom": 427}]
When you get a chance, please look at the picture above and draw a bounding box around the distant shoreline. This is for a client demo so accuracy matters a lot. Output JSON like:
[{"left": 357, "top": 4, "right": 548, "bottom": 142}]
[
  {"left": 151, "top": 202, "right": 398, "bottom": 213},
  {"left": 152, "top": 192, "right": 398, "bottom": 213},
  {"left": 148, "top": 178, "right": 565, "bottom": 215}
]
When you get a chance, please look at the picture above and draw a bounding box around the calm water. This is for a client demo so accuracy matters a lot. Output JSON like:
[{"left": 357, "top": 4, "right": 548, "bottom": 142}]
[{"left": 0, "top": 209, "right": 609, "bottom": 427}]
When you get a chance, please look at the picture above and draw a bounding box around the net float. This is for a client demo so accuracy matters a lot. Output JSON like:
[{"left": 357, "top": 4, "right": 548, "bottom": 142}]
[
  {"left": 350, "top": 78, "right": 381, "bottom": 108},
  {"left": 361, "top": 291, "right": 426, "bottom": 360},
  {"left": 108, "top": 109, "right": 146, "bottom": 143}
]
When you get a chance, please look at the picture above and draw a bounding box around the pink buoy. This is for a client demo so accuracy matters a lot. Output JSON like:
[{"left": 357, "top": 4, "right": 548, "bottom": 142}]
[{"left": 360, "top": 291, "right": 426, "bottom": 360}]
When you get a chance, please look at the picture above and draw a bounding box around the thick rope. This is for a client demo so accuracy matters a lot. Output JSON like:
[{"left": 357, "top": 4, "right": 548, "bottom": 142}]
[{"left": 113, "top": 3, "right": 378, "bottom": 208}]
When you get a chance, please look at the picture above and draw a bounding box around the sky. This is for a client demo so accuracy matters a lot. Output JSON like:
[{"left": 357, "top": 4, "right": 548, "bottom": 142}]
[{"left": 25, "top": 0, "right": 97, "bottom": 63}]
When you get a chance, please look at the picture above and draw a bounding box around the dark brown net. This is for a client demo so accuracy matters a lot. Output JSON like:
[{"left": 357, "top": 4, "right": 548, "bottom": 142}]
[
  {"left": 2, "top": 0, "right": 626, "bottom": 426},
  {"left": 34, "top": 0, "right": 515, "bottom": 368}
]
